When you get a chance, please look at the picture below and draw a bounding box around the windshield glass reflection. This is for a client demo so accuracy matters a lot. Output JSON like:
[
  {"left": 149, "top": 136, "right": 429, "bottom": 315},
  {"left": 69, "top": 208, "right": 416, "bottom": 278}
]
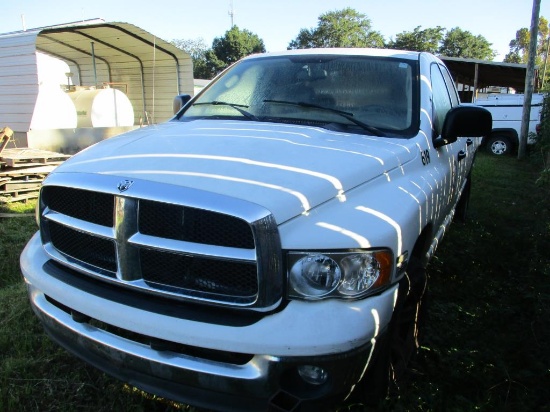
[{"left": 179, "top": 54, "right": 419, "bottom": 137}]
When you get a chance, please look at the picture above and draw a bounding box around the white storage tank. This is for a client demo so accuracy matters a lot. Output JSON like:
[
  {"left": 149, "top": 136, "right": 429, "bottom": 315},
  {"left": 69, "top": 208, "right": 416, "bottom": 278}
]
[
  {"left": 30, "top": 85, "right": 78, "bottom": 130},
  {"left": 68, "top": 88, "right": 134, "bottom": 127}
]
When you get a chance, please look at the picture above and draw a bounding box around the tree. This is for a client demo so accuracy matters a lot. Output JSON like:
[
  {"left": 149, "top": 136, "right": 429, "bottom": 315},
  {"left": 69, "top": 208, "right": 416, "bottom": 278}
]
[
  {"left": 172, "top": 27, "right": 265, "bottom": 80},
  {"left": 388, "top": 25, "right": 495, "bottom": 59},
  {"left": 388, "top": 26, "right": 445, "bottom": 53},
  {"left": 505, "top": 17, "right": 549, "bottom": 66},
  {"left": 505, "top": 27, "right": 531, "bottom": 63},
  {"left": 439, "top": 27, "right": 496, "bottom": 60},
  {"left": 288, "top": 8, "right": 384, "bottom": 49},
  {"left": 171, "top": 38, "right": 211, "bottom": 79},
  {"left": 201, "top": 49, "right": 227, "bottom": 79},
  {"left": 211, "top": 26, "right": 265, "bottom": 67}
]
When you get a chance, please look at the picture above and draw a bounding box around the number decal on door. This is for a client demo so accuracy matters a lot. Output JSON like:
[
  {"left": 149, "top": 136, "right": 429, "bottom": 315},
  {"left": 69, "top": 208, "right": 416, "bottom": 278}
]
[{"left": 421, "top": 149, "right": 431, "bottom": 165}]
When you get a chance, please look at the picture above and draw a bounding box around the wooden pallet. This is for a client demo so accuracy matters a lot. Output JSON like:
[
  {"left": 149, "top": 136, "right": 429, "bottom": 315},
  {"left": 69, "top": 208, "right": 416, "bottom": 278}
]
[
  {"left": 0, "top": 148, "right": 70, "bottom": 167},
  {"left": 0, "top": 178, "right": 44, "bottom": 203},
  {"left": 0, "top": 170, "right": 51, "bottom": 203},
  {"left": 1, "top": 178, "right": 43, "bottom": 191},
  {"left": 0, "top": 191, "right": 39, "bottom": 203},
  {"left": 0, "top": 212, "right": 34, "bottom": 218},
  {"left": 0, "top": 147, "right": 69, "bottom": 203},
  {"left": 0, "top": 165, "right": 57, "bottom": 178}
]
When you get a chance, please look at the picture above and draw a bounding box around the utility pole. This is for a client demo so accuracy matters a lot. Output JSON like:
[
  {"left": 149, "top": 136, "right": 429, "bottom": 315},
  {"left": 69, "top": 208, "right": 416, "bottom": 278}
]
[
  {"left": 519, "top": 0, "right": 540, "bottom": 160},
  {"left": 542, "top": 35, "right": 550, "bottom": 89}
]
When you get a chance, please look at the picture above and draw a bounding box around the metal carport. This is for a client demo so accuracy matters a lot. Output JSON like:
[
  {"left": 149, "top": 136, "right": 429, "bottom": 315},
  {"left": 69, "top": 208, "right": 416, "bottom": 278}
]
[
  {"left": 440, "top": 56, "right": 534, "bottom": 101},
  {"left": 0, "top": 19, "right": 193, "bottom": 153},
  {"left": 35, "top": 19, "right": 193, "bottom": 124}
]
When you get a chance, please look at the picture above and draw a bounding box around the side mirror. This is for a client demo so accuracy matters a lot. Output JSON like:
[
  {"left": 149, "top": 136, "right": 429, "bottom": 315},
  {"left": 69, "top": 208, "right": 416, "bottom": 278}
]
[
  {"left": 173, "top": 94, "right": 192, "bottom": 114},
  {"left": 434, "top": 105, "right": 492, "bottom": 148}
]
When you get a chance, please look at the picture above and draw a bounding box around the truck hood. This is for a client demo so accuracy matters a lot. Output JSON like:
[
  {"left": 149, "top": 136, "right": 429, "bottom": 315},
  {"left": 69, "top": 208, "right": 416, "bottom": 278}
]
[{"left": 54, "top": 120, "right": 417, "bottom": 223}]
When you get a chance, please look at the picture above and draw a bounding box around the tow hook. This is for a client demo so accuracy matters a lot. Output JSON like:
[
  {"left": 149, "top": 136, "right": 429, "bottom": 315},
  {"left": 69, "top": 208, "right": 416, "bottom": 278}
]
[{"left": 268, "top": 390, "right": 301, "bottom": 411}]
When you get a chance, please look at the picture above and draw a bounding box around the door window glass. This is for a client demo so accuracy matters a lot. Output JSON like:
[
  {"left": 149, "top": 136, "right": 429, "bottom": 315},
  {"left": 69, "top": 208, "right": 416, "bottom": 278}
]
[{"left": 430, "top": 64, "right": 452, "bottom": 136}]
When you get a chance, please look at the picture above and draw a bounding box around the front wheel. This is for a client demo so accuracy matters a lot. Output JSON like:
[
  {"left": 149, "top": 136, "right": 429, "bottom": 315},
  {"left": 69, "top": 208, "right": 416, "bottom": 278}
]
[
  {"left": 354, "top": 258, "right": 427, "bottom": 403},
  {"left": 486, "top": 135, "right": 512, "bottom": 156}
]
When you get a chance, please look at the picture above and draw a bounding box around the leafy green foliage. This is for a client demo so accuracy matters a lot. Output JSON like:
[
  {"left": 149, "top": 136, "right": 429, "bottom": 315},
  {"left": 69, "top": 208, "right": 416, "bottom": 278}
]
[
  {"left": 505, "top": 27, "right": 531, "bottom": 63},
  {"left": 505, "top": 17, "right": 549, "bottom": 66},
  {"left": 171, "top": 38, "right": 211, "bottom": 79},
  {"left": 438, "top": 27, "right": 496, "bottom": 59},
  {"left": 172, "top": 27, "right": 265, "bottom": 79},
  {"left": 173, "top": 7, "right": 534, "bottom": 82},
  {"left": 387, "top": 25, "right": 495, "bottom": 59},
  {"left": 288, "top": 8, "right": 384, "bottom": 49},
  {"left": 388, "top": 26, "right": 445, "bottom": 54},
  {"left": 171, "top": 38, "right": 209, "bottom": 62},
  {"left": 212, "top": 26, "right": 265, "bottom": 66},
  {"left": 534, "top": 93, "right": 550, "bottom": 190}
]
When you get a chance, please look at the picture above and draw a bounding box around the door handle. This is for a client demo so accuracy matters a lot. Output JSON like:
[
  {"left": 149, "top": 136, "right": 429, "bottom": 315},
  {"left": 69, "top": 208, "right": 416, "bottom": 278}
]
[{"left": 458, "top": 150, "right": 466, "bottom": 161}]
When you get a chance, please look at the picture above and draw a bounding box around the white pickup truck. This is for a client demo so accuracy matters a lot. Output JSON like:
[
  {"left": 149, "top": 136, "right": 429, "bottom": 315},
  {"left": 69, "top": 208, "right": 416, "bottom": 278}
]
[
  {"left": 21, "top": 48, "right": 491, "bottom": 411},
  {"left": 475, "top": 93, "right": 543, "bottom": 156}
]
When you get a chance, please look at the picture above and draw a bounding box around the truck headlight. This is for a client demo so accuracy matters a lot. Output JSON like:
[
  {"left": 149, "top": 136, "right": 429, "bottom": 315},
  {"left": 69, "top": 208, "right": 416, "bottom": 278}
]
[
  {"left": 288, "top": 250, "right": 392, "bottom": 300},
  {"left": 289, "top": 254, "right": 341, "bottom": 297}
]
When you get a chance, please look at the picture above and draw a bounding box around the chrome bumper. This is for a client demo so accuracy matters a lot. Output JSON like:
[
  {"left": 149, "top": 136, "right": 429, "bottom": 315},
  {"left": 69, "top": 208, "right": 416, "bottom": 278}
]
[{"left": 27, "top": 284, "right": 378, "bottom": 411}]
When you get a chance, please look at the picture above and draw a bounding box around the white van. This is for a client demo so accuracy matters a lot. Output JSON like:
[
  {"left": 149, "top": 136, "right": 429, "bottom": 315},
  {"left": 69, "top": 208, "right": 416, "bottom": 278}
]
[{"left": 475, "top": 93, "right": 544, "bottom": 155}]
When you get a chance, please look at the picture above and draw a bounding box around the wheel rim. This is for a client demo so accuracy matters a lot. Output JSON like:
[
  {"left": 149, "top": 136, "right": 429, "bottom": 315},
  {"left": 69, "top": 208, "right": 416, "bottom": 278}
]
[{"left": 491, "top": 140, "right": 507, "bottom": 155}]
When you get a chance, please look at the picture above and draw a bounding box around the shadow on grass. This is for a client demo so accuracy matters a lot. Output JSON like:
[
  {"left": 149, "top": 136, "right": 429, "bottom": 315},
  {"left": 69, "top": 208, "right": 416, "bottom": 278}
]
[{"left": 389, "top": 153, "right": 550, "bottom": 412}]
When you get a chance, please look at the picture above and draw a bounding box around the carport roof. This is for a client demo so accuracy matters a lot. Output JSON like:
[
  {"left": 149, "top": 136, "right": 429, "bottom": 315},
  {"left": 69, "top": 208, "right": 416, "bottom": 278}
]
[
  {"left": 440, "top": 56, "right": 533, "bottom": 92},
  {"left": 3, "top": 19, "right": 190, "bottom": 75},
  {"left": 33, "top": 19, "right": 188, "bottom": 80}
]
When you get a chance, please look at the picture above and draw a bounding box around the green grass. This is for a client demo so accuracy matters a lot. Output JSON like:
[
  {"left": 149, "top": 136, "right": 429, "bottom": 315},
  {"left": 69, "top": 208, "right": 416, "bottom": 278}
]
[
  {"left": 393, "top": 153, "right": 550, "bottom": 412},
  {"left": 0, "top": 202, "right": 193, "bottom": 412},
  {"left": 1, "top": 153, "right": 548, "bottom": 411},
  {"left": 0, "top": 203, "right": 36, "bottom": 289}
]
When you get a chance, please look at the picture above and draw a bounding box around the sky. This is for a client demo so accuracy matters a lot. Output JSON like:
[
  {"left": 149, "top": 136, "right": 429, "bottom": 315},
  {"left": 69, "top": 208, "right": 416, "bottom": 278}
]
[{"left": 2, "top": 0, "right": 548, "bottom": 61}]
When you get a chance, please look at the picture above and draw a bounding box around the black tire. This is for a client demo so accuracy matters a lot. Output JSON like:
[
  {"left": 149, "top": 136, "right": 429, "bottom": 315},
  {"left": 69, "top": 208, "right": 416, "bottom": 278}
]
[
  {"left": 354, "top": 257, "right": 427, "bottom": 404},
  {"left": 486, "top": 135, "right": 512, "bottom": 156}
]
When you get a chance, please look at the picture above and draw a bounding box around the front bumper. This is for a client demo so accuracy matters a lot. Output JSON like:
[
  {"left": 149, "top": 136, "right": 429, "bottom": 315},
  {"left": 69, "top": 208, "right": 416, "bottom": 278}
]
[{"left": 21, "top": 233, "right": 397, "bottom": 411}]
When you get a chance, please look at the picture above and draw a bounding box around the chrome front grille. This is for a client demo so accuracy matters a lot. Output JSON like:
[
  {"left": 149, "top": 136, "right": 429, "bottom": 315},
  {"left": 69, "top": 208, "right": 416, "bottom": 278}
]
[
  {"left": 139, "top": 249, "right": 258, "bottom": 297},
  {"left": 42, "top": 185, "right": 114, "bottom": 226},
  {"left": 39, "top": 173, "right": 283, "bottom": 311},
  {"left": 48, "top": 220, "right": 118, "bottom": 275},
  {"left": 138, "top": 199, "right": 255, "bottom": 249}
]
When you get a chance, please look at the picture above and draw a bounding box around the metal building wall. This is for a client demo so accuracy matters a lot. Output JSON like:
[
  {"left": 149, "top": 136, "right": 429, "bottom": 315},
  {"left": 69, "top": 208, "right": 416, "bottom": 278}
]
[{"left": 0, "top": 30, "right": 41, "bottom": 133}]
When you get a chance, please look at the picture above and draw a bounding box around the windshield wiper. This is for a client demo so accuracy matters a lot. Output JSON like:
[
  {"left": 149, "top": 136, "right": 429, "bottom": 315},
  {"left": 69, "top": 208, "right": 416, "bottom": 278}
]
[
  {"left": 263, "top": 99, "right": 385, "bottom": 136},
  {"left": 193, "top": 101, "right": 258, "bottom": 121}
]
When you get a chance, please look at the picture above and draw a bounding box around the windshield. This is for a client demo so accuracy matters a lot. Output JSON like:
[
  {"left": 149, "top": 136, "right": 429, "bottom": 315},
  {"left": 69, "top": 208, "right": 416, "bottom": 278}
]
[{"left": 178, "top": 54, "right": 419, "bottom": 137}]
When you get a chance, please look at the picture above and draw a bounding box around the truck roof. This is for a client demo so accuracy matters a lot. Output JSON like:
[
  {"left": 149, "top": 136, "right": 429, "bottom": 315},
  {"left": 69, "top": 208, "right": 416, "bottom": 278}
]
[{"left": 245, "top": 48, "right": 424, "bottom": 61}]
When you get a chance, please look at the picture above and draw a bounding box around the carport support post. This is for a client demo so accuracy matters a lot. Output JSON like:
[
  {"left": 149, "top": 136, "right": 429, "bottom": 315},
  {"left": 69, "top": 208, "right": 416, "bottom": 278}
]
[
  {"left": 91, "top": 41, "right": 98, "bottom": 87},
  {"left": 519, "top": 0, "right": 540, "bottom": 160},
  {"left": 473, "top": 63, "right": 479, "bottom": 102}
]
